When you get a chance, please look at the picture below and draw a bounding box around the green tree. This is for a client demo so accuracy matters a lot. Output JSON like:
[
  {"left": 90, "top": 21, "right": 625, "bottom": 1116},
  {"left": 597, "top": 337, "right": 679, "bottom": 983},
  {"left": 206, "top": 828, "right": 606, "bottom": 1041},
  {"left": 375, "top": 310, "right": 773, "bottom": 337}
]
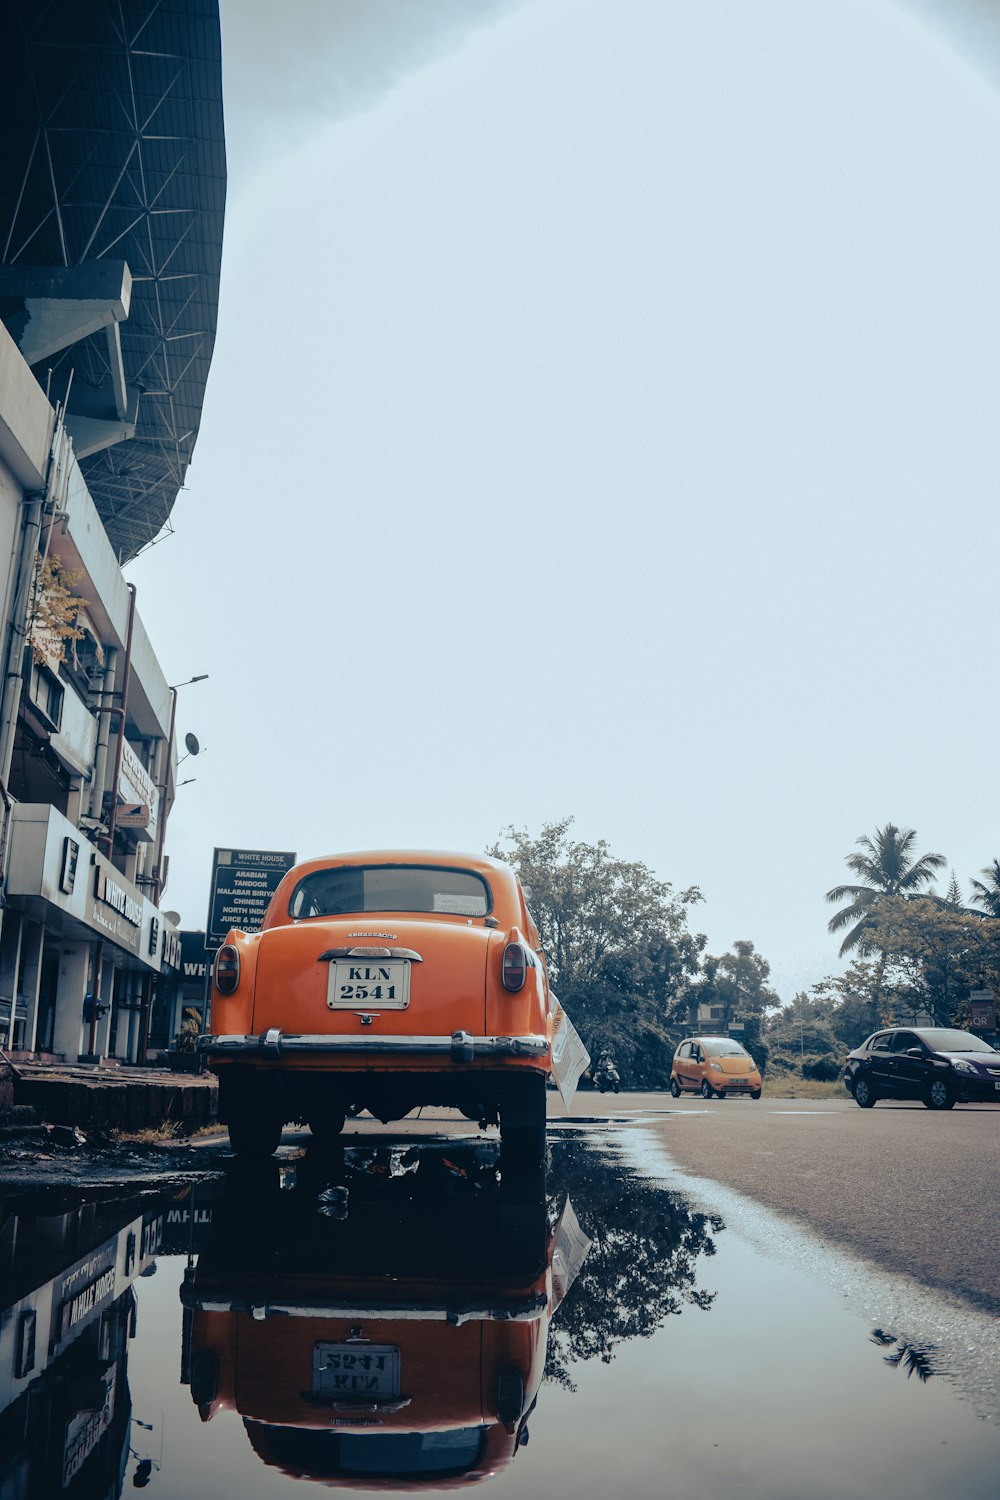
[
  {"left": 488, "top": 819, "right": 705, "bottom": 1085},
  {"left": 805, "top": 963, "right": 889, "bottom": 1049},
  {"left": 826, "top": 823, "right": 946, "bottom": 956},
  {"left": 695, "top": 940, "right": 779, "bottom": 1026},
  {"left": 766, "top": 991, "right": 841, "bottom": 1057},
  {"left": 691, "top": 940, "right": 779, "bottom": 1071},
  {"left": 863, "top": 895, "right": 1000, "bottom": 1026},
  {"left": 970, "top": 860, "right": 1000, "bottom": 918}
]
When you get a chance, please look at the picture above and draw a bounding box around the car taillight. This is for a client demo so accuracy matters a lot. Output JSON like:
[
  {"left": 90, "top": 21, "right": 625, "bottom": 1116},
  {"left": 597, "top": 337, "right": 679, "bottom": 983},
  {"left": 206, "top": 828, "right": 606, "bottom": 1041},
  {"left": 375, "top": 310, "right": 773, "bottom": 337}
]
[
  {"left": 214, "top": 944, "right": 240, "bottom": 995},
  {"left": 502, "top": 941, "right": 527, "bottom": 992}
]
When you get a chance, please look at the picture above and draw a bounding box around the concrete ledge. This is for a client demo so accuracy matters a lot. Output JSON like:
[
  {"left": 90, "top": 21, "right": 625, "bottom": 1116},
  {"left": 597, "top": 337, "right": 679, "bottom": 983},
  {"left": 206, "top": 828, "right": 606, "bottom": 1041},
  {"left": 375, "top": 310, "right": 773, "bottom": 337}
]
[
  {"left": 11, "top": 1062, "right": 217, "bottom": 1130},
  {"left": 0, "top": 1059, "right": 14, "bottom": 1119},
  {"left": 0, "top": 317, "right": 55, "bottom": 488}
]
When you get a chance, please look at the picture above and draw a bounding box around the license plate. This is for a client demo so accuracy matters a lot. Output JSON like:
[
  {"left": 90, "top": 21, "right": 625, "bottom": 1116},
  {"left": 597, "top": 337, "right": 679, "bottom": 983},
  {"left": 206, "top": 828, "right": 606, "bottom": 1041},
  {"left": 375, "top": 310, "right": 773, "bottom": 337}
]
[
  {"left": 327, "top": 960, "right": 410, "bottom": 1009},
  {"left": 313, "top": 1343, "right": 400, "bottom": 1398},
  {"left": 730, "top": 1078, "right": 747, "bottom": 1085},
  {"left": 995, "top": 1082, "right": 1000, "bottom": 1091}
]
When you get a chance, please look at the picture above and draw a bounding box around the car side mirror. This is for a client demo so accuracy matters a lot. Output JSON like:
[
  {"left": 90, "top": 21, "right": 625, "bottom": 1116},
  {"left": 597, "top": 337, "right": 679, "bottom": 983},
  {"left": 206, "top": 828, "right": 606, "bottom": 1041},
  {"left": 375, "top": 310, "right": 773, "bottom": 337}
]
[{"left": 906, "top": 1047, "right": 923, "bottom": 1057}]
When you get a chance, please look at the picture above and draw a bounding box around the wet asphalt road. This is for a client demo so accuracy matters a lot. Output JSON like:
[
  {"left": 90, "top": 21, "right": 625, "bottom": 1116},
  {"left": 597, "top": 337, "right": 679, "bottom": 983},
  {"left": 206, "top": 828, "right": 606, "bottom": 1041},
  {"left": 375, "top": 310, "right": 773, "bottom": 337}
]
[{"left": 560, "top": 1091, "right": 1000, "bottom": 1316}]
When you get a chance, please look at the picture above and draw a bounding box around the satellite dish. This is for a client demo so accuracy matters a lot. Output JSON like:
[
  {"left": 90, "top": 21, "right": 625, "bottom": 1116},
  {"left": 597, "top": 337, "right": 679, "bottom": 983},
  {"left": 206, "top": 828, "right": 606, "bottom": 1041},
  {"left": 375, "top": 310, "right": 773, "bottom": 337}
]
[
  {"left": 183, "top": 732, "right": 200, "bottom": 756},
  {"left": 164, "top": 911, "right": 181, "bottom": 926}
]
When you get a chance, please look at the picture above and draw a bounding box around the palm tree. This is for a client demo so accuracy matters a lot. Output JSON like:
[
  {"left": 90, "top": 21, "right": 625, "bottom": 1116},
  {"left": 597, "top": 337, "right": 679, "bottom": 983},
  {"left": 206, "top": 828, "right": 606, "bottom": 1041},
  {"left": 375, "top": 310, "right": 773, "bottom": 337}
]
[
  {"left": 969, "top": 859, "right": 1000, "bottom": 918},
  {"left": 826, "top": 824, "right": 946, "bottom": 956}
]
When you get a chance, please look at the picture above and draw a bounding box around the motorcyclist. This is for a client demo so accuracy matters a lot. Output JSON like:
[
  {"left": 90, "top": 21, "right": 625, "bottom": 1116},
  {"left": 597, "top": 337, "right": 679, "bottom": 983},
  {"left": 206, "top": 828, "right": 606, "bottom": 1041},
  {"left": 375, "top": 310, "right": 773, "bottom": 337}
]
[{"left": 593, "top": 1052, "right": 621, "bottom": 1093}]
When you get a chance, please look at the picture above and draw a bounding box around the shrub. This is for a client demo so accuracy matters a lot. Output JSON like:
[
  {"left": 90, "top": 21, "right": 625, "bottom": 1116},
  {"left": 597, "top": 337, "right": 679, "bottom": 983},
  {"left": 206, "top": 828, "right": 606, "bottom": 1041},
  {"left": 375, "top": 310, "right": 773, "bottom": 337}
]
[{"left": 802, "top": 1054, "right": 841, "bottom": 1082}]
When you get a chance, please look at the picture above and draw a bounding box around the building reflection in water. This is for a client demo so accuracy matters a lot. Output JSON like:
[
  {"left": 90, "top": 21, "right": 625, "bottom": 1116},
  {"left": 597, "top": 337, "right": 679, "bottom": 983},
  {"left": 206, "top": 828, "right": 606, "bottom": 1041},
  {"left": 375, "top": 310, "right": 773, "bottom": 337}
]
[
  {"left": 179, "top": 1138, "right": 724, "bottom": 1488},
  {"left": 0, "top": 1188, "right": 164, "bottom": 1499}
]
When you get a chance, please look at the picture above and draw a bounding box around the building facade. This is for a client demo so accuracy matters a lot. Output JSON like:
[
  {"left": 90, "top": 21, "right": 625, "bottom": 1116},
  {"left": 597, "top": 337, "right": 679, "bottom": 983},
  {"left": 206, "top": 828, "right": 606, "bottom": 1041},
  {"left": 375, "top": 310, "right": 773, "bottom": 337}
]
[{"left": 0, "top": 0, "right": 225, "bottom": 1063}]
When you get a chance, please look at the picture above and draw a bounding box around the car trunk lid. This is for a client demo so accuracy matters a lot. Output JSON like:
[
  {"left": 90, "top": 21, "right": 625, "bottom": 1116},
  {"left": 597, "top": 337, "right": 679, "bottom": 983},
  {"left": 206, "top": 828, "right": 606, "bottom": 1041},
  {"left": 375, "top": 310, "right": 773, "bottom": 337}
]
[{"left": 251, "top": 918, "right": 490, "bottom": 1036}]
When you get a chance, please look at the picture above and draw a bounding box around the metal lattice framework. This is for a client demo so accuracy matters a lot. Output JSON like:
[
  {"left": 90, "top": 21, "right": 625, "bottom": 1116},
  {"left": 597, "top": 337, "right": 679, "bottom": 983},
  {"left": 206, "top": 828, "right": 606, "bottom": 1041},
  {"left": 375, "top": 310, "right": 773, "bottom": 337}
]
[{"left": 0, "top": 0, "right": 225, "bottom": 561}]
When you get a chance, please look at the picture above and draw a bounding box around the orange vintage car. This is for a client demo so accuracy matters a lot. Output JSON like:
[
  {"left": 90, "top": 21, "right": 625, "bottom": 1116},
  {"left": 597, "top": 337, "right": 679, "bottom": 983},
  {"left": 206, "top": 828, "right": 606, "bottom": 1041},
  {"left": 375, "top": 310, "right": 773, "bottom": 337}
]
[{"left": 201, "top": 851, "right": 583, "bottom": 1158}]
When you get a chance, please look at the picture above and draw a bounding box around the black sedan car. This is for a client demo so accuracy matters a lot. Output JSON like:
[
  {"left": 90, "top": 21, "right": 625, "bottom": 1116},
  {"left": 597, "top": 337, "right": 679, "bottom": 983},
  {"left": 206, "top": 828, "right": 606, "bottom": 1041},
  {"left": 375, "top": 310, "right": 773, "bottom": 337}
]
[{"left": 844, "top": 1027, "right": 1000, "bottom": 1109}]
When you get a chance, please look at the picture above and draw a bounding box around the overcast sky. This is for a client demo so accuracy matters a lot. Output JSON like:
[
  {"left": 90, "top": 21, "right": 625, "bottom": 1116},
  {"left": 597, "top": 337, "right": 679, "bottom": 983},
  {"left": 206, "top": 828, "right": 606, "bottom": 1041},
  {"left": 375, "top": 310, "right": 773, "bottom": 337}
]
[{"left": 128, "top": 0, "right": 1000, "bottom": 1001}]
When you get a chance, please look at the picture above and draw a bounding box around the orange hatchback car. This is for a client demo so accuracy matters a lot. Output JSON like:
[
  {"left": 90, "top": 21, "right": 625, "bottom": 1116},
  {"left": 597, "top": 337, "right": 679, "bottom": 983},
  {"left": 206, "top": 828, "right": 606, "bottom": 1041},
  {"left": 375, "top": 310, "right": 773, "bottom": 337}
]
[
  {"left": 200, "top": 851, "right": 582, "bottom": 1158},
  {"left": 670, "top": 1036, "right": 763, "bottom": 1099}
]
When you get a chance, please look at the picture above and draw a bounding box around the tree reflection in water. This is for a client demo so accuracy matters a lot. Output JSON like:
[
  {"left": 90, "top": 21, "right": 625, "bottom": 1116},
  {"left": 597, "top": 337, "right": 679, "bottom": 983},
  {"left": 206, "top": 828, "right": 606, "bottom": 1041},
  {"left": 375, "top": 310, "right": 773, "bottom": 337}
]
[
  {"left": 870, "top": 1328, "right": 945, "bottom": 1382},
  {"left": 544, "top": 1140, "right": 724, "bottom": 1389}
]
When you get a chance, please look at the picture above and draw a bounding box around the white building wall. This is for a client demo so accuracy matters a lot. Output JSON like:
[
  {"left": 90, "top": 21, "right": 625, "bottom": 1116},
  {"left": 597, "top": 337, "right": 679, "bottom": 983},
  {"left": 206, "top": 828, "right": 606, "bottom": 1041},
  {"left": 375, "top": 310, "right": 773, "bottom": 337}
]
[{"left": 0, "top": 307, "right": 180, "bottom": 1062}]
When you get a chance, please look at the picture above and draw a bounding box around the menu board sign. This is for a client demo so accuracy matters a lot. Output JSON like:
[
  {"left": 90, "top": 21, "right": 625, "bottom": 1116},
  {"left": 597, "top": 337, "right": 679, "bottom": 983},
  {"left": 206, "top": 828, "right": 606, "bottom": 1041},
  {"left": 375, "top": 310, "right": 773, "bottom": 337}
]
[{"left": 206, "top": 847, "right": 296, "bottom": 950}]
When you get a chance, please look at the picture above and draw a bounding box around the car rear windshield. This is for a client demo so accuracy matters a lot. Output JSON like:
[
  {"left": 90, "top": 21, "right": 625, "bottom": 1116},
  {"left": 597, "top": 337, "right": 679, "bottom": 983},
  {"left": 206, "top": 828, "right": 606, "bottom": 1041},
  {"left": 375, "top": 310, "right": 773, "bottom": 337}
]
[
  {"left": 288, "top": 865, "right": 491, "bottom": 919},
  {"left": 701, "top": 1039, "right": 750, "bottom": 1058},
  {"left": 256, "top": 1425, "right": 486, "bottom": 1478},
  {"left": 920, "top": 1029, "right": 997, "bottom": 1054}
]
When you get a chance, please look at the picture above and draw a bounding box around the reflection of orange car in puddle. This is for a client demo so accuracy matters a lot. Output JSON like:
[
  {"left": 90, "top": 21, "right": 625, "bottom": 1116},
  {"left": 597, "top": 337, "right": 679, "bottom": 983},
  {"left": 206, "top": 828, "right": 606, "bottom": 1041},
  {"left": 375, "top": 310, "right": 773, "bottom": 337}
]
[{"left": 181, "top": 1145, "right": 588, "bottom": 1487}]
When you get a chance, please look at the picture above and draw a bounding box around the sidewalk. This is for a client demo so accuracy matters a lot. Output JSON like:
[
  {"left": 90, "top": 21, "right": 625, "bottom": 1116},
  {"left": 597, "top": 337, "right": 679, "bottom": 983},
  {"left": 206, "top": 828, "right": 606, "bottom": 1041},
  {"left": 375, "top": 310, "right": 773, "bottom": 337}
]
[{"left": 2, "top": 1055, "right": 217, "bottom": 1131}]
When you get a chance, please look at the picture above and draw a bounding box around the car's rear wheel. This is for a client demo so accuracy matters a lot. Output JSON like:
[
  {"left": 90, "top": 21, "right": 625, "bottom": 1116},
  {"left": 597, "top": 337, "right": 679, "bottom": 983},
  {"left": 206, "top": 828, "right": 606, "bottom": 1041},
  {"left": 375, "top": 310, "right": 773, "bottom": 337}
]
[
  {"left": 228, "top": 1108, "right": 283, "bottom": 1158},
  {"left": 700, "top": 1079, "right": 713, "bottom": 1100},
  {"left": 308, "top": 1109, "right": 347, "bottom": 1144},
  {"left": 499, "top": 1072, "right": 546, "bottom": 1161},
  {"left": 923, "top": 1078, "right": 955, "bottom": 1110},
  {"left": 853, "top": 1076, "right": 877, "bottom": 1108},
  {"left": 669, "top": 1078, "right": 681, "bottom": 1098}
]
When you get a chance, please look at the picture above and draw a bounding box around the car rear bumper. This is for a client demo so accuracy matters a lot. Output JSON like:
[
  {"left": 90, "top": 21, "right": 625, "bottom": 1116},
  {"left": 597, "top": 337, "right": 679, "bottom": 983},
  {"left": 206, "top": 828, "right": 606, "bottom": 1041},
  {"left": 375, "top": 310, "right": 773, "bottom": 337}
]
[
  {"left": 200, "top": 1030, "right": 549, "bottom": 1063},
  {"left": 181, "top": 1285, "right": 548, "bottom": 1324}
]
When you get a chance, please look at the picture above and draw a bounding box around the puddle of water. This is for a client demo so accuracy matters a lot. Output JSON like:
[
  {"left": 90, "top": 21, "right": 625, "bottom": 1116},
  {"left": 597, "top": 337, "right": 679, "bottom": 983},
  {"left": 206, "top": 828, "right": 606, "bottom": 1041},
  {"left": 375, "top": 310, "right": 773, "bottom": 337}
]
[
  {"left": 1, "top": 1135, "right": 996, "bottom": 1499},
  {"left": 616, "top": 1125, "right": 1000, "bottom": 1427}
]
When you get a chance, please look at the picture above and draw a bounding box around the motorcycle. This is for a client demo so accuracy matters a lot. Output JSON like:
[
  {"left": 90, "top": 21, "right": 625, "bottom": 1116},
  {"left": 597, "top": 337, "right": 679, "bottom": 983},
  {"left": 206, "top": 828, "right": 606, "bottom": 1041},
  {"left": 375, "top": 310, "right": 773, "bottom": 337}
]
[{"left": 593, "top": 1059, "right": 621, "bottom": 1094}]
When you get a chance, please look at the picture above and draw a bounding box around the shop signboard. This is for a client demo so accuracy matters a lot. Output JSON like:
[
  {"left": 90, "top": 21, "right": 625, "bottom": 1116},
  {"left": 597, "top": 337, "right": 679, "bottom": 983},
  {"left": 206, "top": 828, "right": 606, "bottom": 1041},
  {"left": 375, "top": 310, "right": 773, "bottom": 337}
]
[
  {"left": 54, "top": 1245, "right": 118, "bottom": 1348},
  {"left": 179, "top": 930, "right": 209, "bottom": 981},
  {"left": 62, "top": 1367, "right": 117, "bottom": 1486},
  {"left": 117, "top": 741, "right": 158, "bottom": 842},
  {"left": 85, "top": 854, "right": 143, "bottom": 957},
  {"left": 206, "top": 847, "right": 296, "bottom": 950},
  {"left": 969, "top": 989, "right": 997, "bottom": 1030},
  {"left": 161, "top": 926, "right": 182, "bottom": 970}
]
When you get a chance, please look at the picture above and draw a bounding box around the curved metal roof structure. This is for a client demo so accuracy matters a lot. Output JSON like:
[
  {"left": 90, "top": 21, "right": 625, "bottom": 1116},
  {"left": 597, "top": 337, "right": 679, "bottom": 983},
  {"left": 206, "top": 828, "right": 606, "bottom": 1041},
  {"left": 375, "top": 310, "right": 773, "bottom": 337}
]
[{"left": 0, "top": 0, "right": 226, "bottom": 562}]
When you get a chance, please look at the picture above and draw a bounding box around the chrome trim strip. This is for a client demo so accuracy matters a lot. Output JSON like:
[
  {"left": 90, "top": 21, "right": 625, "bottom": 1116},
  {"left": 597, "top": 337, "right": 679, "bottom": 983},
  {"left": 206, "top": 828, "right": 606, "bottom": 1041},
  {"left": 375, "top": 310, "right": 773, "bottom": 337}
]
[
  {"left": 180, "top": 1290, "right": 548, "bottom": 1324},
  {"left": 200, "top": 1031, "right": 549, "bottom": 1059},
  {"left": 318, "top": 946, "right": 423, "bottom": 962}
]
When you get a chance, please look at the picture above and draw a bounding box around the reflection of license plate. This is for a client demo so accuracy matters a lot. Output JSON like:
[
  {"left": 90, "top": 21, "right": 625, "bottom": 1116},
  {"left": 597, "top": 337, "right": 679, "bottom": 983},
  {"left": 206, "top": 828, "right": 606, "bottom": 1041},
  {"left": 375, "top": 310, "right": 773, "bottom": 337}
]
[
  {"left": 327, "top": 960, "right": 410, "bottom": 1009},
  {"left": 313, "top": 1343, "right": 400, "bottom": 1398}
]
